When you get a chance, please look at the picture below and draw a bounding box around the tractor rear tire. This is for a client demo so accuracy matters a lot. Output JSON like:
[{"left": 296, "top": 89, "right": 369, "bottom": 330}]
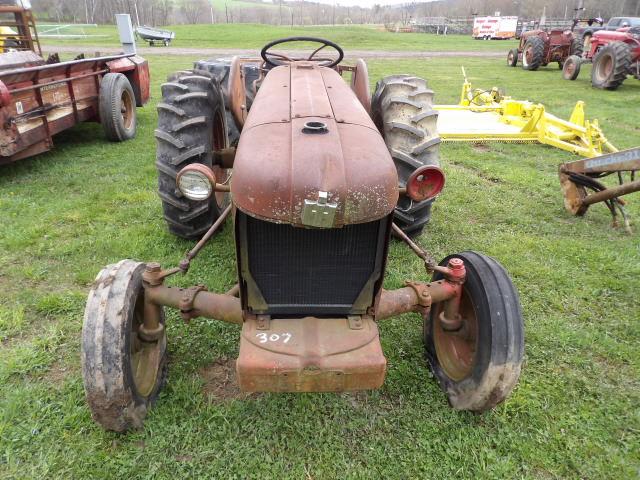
[
  {"left": 194, "top": 59, "right": 261, "bottom": 146},
  {"left": 521, "top": 36, "right": 544, "bottom": 71},
  {"left": 571, "top": 37, "right": 584, "bottom": 58},
  {"left": 591, "top": 41, "right": 631, "bottom": 90},
  {"left": 563, "top": 55, "right": 582, "bottom": 80},
  {"left": 371, "top": 74, "right": 441, "bottom": 236},
  {"left": 99, "top": 73, "right": 137, "bottom": 142},
  {"left": 507, "top": 49, "right": 518, "bottom": 67},
  {"left": 155, "top": 69, "right": 231, "bottom": 239},
  {"left": 424, "top": 251, "right": 524, "bottom": 411},
  {"left": 82, "top": 260, "right": 167, "bottom": 432}
]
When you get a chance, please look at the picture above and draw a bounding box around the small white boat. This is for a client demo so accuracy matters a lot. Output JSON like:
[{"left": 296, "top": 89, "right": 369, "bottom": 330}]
[{"left": 135, "top": 25, "right": 175, "bottom": 46}]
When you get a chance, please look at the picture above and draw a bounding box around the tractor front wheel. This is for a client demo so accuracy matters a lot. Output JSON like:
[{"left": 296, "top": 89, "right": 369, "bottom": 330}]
[
  {"left": 591, "top": 41, "right": 631, "bottom": 90},
  {"left": 507, "top": 49, "right": 518, "bottom": 67},
  {"left": 521, "top": 36, "right": 544, "bottom": 71},
  {"left": 371, "top": 75, "right": 441, "bottom": 236},
  {"left": 563, "top": 55, "right": 582, "bottom": 80},
  {"left": 424, "top": 251, "right": 524, "bottom": 411},
  {"left": 81, "top": 260, "right": 167, "bottom": 432}
]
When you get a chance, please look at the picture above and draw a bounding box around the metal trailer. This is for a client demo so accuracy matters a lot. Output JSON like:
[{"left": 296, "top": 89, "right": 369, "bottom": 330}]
[
  {"left": 0, "top": 53, "right": 150, "bottom": 163},
  {"left": 0, "top": 9, "right": 150, "bottom": 164}
]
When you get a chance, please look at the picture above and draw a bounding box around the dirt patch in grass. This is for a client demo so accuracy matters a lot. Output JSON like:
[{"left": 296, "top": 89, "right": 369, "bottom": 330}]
[
  {"left": 472, "top": 142, "right": 491, "bottom": 153},
  {"left": 450, "top": 160, "right": 504, "bottom": 184},
  {"left": 343, "top": 391, "right": 373, "bottom": 409},
  {"left": 199, "top": 356, "right": 258, "bottom": 402},
  {"left": 41, "top": 358, "right": 78, "bottom": 385}
]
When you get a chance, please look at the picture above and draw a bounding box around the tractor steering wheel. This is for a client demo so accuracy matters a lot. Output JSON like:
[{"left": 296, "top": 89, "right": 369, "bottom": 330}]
[{"left": 260, "top": 37, "right": 344, "bottom": 68}]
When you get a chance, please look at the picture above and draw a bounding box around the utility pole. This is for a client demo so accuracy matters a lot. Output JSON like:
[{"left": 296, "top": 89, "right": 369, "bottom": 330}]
[
  {"left": 574, "top": 0, "right": 585, "bottom": 20},
  {"left": 225, "top": 3, "right": 229, "bottom": 23},
  {"left": 133, "top": 1, "right": 140, "bottom": 26},
  {"left": 332, "top": 1, "right": 335, "bottom": 25}
]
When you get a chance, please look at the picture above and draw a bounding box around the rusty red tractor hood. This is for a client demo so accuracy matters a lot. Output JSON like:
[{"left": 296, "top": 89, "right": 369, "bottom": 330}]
[
  {"left": 594, "top": 28, "right": 640, "bottom": 48},
  {"left": 231, "top": 62, "right": 399, "bottom": 228}
]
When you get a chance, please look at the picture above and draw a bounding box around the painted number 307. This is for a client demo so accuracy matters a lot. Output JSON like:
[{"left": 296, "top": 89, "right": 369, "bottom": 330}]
[{"left": 255, "top": 332, "right": 292, "bottom": 344}]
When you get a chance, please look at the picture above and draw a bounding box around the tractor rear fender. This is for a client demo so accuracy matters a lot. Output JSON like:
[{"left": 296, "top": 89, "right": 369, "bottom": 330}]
[
  {"left": 106, "top": 55, "right": 150, "bottom": 107},
  {"left": 227, "top": 56, "right": 264, "bottom": 129},
  {"left": 350, "top": 58, "right": 371, "bottom": 114}
]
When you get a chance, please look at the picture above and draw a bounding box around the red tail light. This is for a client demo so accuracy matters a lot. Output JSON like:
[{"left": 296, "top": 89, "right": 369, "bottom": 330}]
[{"left": 406, "top": 165, "right": 445, "bottom": 202}]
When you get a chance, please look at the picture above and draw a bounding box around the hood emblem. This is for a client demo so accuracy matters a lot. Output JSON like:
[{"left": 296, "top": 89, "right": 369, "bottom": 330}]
[{"left": 301, "top": 191, "right": 337, "bottom": 228}]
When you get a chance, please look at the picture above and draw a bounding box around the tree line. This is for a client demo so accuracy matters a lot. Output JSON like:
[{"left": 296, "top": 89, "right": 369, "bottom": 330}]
[{"left": 33, "top": 0, "right": 640, "bottom": 27}]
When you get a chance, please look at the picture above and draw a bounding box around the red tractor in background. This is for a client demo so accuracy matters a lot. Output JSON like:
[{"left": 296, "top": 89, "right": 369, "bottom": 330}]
[
  {"left": 563, "top": 26, "right": 640, "bottom": 90},
  {"left": 507, "top": 28, "right": 583, "bottom": 71}
]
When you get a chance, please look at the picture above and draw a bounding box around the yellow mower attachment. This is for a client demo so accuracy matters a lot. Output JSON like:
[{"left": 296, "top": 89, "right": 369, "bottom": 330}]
[{"left": 435, "top": 68, "right": 617, "bottom": 158}]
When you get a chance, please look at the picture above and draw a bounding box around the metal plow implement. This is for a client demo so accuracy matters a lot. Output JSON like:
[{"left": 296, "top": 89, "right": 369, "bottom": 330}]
[{"left": 559, "top": 147, "right": 640, "bottom": 232}]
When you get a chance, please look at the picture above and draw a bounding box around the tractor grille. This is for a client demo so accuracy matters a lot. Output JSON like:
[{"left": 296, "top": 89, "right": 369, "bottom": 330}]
[{"left": 238, "top": 213, "right": 389, "bottom": 315}]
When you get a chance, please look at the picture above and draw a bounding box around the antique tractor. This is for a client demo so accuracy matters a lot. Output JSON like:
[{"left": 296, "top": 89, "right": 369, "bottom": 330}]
[
  {"left": 563, "top": 27, "right": 640, "bottom": 90},
  {"left": 81, "top": 37, "right": 524, "bottom": 432},
  {"left": 507, "top": 28, "right": 583, "bottom": 70}
]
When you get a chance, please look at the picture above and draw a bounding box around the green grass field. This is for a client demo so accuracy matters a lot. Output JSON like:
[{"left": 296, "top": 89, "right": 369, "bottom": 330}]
[
  {"left": 1, "top": 35, "right": 640, "bottom": 479},
  {"left": 40, "top": 23, "right": 514, "bottom": 52}
]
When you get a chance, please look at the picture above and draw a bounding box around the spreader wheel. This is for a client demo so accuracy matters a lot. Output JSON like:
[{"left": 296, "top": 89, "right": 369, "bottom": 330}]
[
  {"left": 563, "top": 55, "right": 582, "bottom": 80},
  {"left": 507, "top": 49, "right": 518, "bottom": 67},
  {"left": 82, "top": 260, "right": 167, "bottom": 432},
  {"left": 424, "top": 251, "right": 524, "bottom": 411},
  {"left": 99, "top": 73, "right": 137, "bottom": 142},
  {"left": 521, "top": 36, "right": 544, "bottom": 71}
]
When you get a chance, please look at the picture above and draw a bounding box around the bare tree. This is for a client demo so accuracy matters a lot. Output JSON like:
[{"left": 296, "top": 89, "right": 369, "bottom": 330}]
[
  {"left": 30, "top": 0, "right": 634, "bottom": 27},
  {"left": 154, "top": 0, "right": 173, "bottom": 25},
  {"left": 179, "top": 0, "right": 208, "bottom": 24}
]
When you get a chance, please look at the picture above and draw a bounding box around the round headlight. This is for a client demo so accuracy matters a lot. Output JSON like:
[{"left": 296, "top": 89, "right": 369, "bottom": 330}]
[
  {"left": 176, "top": 164, "right": 216, "bottom": 201},
  {"left": 406, "top": 165, "right": 445, "bottom": 202}
]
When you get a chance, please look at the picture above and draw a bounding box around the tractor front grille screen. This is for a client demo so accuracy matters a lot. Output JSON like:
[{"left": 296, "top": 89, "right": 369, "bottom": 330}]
[{"left": 243, "top": 215, "right": 386, "bottom": 315}]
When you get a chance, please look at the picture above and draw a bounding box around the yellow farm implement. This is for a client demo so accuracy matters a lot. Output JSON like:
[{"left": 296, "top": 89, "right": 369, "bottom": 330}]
[
  {"left": 435, "top": 69, "right": 640, "bottom": 230},
  {"left": 435, "top": 68, "right": 617, "bottom": 158}
]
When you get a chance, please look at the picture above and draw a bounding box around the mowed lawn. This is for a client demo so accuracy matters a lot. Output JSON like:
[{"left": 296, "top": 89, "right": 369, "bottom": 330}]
[
  {"left": 40, "top": 22, "right": 514, "bottom": 52},
  {"left": 1, "top": 38, "right": 640, "bottom": 479}
]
